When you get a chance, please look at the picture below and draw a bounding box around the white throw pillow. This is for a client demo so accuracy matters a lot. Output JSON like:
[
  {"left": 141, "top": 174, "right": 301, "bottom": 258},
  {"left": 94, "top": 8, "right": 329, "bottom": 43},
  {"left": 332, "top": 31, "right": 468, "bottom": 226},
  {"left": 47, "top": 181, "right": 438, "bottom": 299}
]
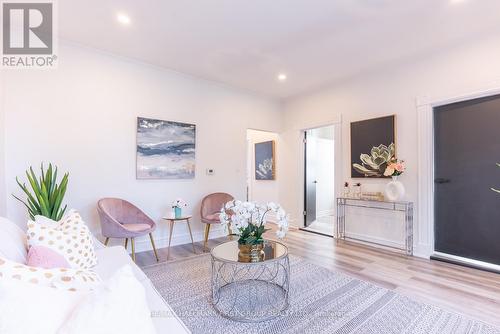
[
  {"left": 0, "top": 277, "right": 88, "bottom": 334},
  {"left": 0, "top": 217, "right": 28, "bottom": 263},
  {"left": 34, "top": 214, "right": 62, "bottom": 227},
  {"left": 59, "top": 265, "right": 156, "bottom": 334},
  {"left": 34, "top": 210, "right": 87, "bottom": 229},
  {"left": 29, "top": 210, "right": 97, "bottom": 269},
  {"left": 35, "top": 213, "right": 106, "bottom": 250},
  {"left": 0, "top": 256, "right": 101, "bottom": 291}
]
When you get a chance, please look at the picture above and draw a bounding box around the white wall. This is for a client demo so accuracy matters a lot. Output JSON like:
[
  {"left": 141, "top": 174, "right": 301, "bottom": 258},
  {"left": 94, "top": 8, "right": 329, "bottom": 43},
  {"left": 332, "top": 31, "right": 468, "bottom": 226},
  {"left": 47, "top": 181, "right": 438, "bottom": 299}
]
[
  {"left": 2, "top": 43, "right": 282, "bottom": 252},
  {"left": 0, "top": 74, "right": 6, "bottom": 216},
  {"left": 282, "top": 34, "right": 500, "bottom": 257},
  {"left": 4, "top": 34, "right": 500, "bottom": 258},
  {"left": 246, "top": 129, "right": 280, "bottom": 205}
]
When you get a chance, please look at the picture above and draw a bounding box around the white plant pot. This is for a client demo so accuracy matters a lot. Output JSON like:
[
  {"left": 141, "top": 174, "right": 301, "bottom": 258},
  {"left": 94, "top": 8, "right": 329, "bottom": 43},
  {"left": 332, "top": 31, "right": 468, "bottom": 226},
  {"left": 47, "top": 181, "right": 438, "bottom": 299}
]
[{"left": 384, "top": 176, "right": 405, "bottom": 201}]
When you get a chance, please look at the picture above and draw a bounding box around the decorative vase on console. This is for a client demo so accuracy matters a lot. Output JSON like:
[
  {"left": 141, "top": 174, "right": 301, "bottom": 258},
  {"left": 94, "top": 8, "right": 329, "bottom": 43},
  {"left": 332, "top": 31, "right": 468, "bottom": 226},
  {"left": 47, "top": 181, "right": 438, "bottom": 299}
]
[
  {"left": 343, "top": 182, "right": 350, "bottom": 198},
  {"left": 383, "top": 159, "right": 406, "bottom": 201},
  {"left": 353, "top": 183, "right": 362, "bottom": 198}
]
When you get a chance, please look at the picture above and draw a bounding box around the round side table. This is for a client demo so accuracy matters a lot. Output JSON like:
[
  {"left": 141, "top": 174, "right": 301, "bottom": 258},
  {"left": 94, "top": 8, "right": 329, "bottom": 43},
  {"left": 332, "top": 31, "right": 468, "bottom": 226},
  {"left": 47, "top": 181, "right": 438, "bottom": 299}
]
[
  {"left": 210, "top": 240, "right": 290, "bottom": 322},
  {"left": 162, "top": 215, "right": 196, "bottom": 260}
]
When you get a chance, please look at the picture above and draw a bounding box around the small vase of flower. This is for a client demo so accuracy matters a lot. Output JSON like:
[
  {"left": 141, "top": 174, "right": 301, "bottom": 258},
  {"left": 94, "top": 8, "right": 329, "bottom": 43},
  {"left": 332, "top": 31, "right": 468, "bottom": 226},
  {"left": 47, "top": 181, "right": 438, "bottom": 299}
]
[
  {"left": 220, "top": 201, "right": 289, "bottom": 262},
  {"left": 172, "top": 199, "right": 187, "bottom": 218},
  {"left": 383, "top": 159, "right": 406, "bottom": 201}
]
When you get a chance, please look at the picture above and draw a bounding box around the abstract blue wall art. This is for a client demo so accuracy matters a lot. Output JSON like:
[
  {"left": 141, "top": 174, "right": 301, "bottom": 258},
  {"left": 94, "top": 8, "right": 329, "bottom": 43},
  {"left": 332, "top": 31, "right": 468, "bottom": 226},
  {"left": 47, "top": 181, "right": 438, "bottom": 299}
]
[
  {"left": 137, "top": 117, "right": 196, "bottom": 179},
  {"left": 255, "top": 140, "right": 275, "bottom": 180}
]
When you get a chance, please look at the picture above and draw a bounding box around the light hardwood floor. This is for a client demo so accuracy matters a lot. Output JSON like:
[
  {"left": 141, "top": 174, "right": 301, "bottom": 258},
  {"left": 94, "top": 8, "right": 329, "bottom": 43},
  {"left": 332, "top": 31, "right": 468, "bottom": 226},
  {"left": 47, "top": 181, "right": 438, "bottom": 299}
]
[{"left": 135, "top": 227, "right": 500, "bottom": 327}]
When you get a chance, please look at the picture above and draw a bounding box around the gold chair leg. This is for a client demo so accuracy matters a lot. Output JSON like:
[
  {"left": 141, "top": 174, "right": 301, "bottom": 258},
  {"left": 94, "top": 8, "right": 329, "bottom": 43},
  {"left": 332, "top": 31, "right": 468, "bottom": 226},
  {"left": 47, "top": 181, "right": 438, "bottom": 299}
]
[
  {"left": 167, "top": 221, "right": 174, "bottom": 260},
  {"left": 131, "top": 238, "right": 136, "bottom": 263},
  {"left": 186, "top": 219, "right": 196, "bottom": 254},
  {"left": 124, "top": 238, "right": 128, "bottom": 249},
  {"left": 104, "top": 237, "right": 109, "bottom": 246},
  {"left": 203, "top": 224, "right": 211, "bottom": 252},
  {"left": 149, "top": 233, "right": 159, "bottom": 262}
]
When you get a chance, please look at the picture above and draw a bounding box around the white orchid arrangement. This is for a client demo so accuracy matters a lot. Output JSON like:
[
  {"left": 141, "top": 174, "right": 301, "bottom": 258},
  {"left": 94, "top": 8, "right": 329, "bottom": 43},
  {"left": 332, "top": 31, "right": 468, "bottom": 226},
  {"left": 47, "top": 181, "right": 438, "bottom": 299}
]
[
  {"left": 171, "top": 198, "right": 187, "bottom": 209},
  {"left": 219, "top": 201, "right": 289, "bottom": 245}
]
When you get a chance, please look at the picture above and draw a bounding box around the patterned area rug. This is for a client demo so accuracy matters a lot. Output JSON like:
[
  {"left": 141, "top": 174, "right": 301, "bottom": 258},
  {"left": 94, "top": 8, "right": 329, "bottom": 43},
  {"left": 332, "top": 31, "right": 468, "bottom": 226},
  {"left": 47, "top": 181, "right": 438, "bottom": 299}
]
[{"left": 142, "top": 254, "right": 500, "bottom": 334}]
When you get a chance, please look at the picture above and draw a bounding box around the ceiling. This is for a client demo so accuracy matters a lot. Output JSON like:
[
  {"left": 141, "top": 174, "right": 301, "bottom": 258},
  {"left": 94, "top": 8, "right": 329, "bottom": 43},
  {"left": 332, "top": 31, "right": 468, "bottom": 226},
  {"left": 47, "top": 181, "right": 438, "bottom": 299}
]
[{"left": 59, "top": 0, "right": 500, "bottom": 99}]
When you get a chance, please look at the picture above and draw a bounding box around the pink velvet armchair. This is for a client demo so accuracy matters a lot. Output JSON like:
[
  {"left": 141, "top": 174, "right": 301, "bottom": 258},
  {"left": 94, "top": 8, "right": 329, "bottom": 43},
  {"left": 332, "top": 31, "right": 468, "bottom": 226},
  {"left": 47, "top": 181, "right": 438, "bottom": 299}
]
[
  {"left": 97, "top": 198, "right": 159, "bottom": 263},
  {"left": 200, "top": 192, "right": 234, "bottom": 251}
]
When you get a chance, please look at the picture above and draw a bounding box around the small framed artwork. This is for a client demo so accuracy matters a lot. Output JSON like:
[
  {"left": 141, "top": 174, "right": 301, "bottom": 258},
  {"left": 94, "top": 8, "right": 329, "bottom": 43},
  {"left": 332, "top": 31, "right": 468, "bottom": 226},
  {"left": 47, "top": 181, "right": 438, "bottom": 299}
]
[
  {"left": 350, "top": 115, "right": 395, "bottom": 178},
  {"left": 255, "top": 140, "right": 276, "bottom": 180},
  {"left": 136, "top": 117, "right": 196, "bottom": 179}
]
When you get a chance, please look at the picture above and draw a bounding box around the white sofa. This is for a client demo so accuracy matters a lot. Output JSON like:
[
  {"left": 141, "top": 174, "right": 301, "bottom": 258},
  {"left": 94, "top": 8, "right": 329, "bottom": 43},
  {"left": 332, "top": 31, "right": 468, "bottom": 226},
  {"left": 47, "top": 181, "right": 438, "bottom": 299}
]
[
  {"left": 0, "top": 215, "right": 190, "bottom": 334},
  {"left": 92, "top": 240, "right": 190, "bottom": 334}
]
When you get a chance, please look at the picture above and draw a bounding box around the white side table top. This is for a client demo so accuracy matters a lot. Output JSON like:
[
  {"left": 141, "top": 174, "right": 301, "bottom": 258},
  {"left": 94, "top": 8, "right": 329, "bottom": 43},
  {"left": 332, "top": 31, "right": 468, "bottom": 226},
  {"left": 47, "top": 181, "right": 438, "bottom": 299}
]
[{"left": 162, "top": 215, "right": 193, "bottom": 221}]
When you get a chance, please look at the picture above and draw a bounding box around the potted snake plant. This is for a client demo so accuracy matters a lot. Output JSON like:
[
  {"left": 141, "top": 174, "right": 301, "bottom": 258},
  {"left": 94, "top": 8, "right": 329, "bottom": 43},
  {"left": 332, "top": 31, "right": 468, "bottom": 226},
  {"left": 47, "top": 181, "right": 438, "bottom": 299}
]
[{"left": 13, "top": 163, "right": 69, "bottom": 221}]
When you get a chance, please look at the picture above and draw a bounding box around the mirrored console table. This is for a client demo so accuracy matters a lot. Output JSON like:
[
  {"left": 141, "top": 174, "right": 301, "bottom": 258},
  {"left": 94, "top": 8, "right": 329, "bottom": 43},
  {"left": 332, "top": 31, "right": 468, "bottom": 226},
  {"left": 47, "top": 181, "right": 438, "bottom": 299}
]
[{"left": 336, "top": 197, "right": 414, "bottom": 256}]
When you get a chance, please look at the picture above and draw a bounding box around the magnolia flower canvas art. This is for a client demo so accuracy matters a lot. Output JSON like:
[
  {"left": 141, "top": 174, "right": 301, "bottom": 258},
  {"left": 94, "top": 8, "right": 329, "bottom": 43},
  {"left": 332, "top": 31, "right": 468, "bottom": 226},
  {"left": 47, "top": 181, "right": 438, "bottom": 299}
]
[{"left": 255, "top": 140, "right": 276, "bottom": 180}]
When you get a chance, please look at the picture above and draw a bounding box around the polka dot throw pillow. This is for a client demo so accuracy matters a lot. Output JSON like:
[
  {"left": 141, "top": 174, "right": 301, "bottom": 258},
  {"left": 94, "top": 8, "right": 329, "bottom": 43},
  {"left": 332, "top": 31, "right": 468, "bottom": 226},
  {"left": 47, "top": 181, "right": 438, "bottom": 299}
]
[
  {"left": 0, "top": 256, "right": 100, "bottom": 291},
  {"left": 27, "top": 210, "right": 98, "bottom": 270}
]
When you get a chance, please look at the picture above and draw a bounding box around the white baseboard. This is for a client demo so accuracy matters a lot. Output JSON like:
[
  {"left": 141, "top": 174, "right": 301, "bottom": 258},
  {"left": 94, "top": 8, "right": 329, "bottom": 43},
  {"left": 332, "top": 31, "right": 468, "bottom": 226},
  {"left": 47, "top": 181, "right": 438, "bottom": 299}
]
[
  {"left": 109, "top": 223, "right": 424, "bottom": 258},
  {"left": 97, "top": 226, "right": 228, "bottom": 253},
  {"left": 344, "top": 231, "right": 404, "bottom": 249},
  {"left": 139, "top": 227, "right": 228, "bottom": 253},
  {"left": 414, "top": 243, "right": 433, "bottom": 259},
  {"left": 316, "top": 209, "right": 335, "bottom": 218},
  {"left": 343, "top": 232, "right": 430, "bottom": 259},
  {"left": 288, "top": 217, "right": 300, "bottom": 228},
  {"left": 412, "top": 249, "right": 431, "bottom": 259}
]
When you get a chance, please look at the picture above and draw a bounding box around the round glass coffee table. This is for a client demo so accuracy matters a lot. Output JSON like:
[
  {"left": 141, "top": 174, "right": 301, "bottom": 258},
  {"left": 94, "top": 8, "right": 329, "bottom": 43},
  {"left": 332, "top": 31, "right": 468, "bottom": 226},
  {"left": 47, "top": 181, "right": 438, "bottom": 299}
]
[{"left": 210, "top": 240, "right": 290, "bottom": 322}]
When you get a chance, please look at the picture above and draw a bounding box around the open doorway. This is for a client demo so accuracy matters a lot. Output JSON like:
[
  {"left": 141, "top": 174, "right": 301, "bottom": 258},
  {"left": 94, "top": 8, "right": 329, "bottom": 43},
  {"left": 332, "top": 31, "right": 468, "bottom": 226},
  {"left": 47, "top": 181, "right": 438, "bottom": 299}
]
[{"left": 302, "top": 125, "right": 336, "bottom": 236}]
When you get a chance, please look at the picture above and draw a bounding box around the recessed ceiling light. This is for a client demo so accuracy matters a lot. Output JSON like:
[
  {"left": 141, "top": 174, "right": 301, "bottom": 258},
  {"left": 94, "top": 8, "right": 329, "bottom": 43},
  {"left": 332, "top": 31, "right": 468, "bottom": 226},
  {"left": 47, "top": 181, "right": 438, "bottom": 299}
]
[
  {"left": 117, "top": 13, "right": 131, "bottom": 25},
  {"left": 450, "top": 0, "right": 466, "bottom": 4},
  {"left": 277, "top": 73, "right": 287, "bottom": 82}
]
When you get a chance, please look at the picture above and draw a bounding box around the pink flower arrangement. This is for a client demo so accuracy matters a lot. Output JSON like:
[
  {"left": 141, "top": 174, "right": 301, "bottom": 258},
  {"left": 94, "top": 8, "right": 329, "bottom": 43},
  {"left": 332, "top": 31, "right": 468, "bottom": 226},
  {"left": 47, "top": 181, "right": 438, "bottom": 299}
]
[{"left": 384, "top": 159, "right": 405, "bottom": 177}]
